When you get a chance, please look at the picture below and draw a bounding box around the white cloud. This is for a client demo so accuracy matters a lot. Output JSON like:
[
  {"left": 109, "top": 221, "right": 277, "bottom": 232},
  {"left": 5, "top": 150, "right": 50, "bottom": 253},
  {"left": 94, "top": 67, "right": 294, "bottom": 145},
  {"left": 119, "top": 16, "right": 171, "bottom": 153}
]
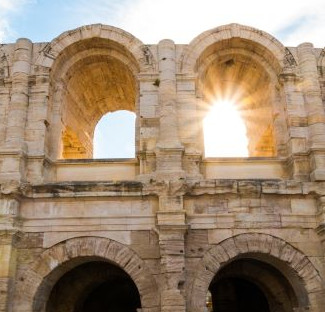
[
  {"left": 63, "top": 0, "right": 126, "bottom": 29},
  {"left": 114, "top": 0, "right": 325, "bottom": 47},
  {"left": 0, "top": 0, "right": 18, "bottom": 10},
  {"left": 0, "top": 19, "right": 9, "bottom": 42},
  {"left": 0, "top": 0, "right": 35, "bottom": 42},
  {"left": 1, "top": 0, "right": 324, "bottom": 47}
]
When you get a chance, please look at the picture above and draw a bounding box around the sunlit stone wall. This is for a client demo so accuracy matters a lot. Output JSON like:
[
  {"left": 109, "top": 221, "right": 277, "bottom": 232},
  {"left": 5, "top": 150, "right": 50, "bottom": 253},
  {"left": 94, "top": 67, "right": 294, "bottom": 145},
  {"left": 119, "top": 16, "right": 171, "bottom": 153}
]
[{"left": 0, "top": 24, "right": 325, "bottom": 312}]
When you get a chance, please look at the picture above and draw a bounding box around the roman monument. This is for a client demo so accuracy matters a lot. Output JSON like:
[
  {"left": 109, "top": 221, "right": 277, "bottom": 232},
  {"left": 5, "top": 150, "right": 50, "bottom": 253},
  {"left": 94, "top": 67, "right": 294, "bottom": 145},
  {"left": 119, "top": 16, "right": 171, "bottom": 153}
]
[{"left": 0, "top": 23, "right": 325, "bottom": 311}]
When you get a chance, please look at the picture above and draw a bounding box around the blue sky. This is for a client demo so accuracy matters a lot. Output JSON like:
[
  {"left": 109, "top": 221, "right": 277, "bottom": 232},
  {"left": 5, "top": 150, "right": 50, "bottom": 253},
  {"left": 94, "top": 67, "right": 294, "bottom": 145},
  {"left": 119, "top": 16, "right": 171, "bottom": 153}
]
[
  {"left": 1, "top": 0, "right": 324, "bottom": 158},
  {"left": 1, "top": 0, "right": 324, "bottom": 45}
]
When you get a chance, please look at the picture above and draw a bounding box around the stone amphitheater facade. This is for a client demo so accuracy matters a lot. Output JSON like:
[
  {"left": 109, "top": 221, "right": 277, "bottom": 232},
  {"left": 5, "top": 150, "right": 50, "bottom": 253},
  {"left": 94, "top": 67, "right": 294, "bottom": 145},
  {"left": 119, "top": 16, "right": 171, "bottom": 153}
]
[{"left": 0, "top": 23, "right": 325, "bottom": 311}]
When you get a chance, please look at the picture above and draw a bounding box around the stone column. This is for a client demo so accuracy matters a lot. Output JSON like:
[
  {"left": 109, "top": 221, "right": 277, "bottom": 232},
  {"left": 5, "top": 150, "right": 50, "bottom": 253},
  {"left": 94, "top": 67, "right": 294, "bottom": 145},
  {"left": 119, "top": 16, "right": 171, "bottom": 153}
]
[
  {"left": 0, "top": 43, "right": 27, "bottom": 307},
  {"left": 0, "top": 196, "right": 20, "bottom": 312},
  {"left": 155, "top": 40, "right": 187, "bottom": 311},
  {"left": 297, "top": 43, "right": 325, "bottom": 181},
  {"left": 47, "top": 81, "right": 64, "bottom": 159},
  {"left": 177, "top": 76, "right": 202, "bottom": 179},
  {"left": 157, "top": 208, "right": 187, "bottom": 312},
  {"left": 25, "top": 66, "right": 51, "bottom": 184},
  {"left": 156, "top": 40, "right": 184, "bottom": 178},
  {"left": 279, "top": 69, "right": 309, "bottom": 180},
  {"left": 156, "top": 180, "right": 187, "bottom": 312},
  {"left": 3, "top": 38, "right": 32, "bottom": 182},
  {"left": 5, "top": 38, "right": 32, "bottom": 149},
  {"left": 158, "top": 226, "right": 187, "bottom": 312},
  {"left": 137, "top": 73, "right": 159, "bottom": 177}
]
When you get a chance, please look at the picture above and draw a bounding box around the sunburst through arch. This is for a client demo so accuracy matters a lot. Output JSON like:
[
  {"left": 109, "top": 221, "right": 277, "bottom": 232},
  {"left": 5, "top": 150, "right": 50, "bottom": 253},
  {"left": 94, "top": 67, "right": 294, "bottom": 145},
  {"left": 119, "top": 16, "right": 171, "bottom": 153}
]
[{"left": 203, "top": 97, "right": 248, "bottom": 157}]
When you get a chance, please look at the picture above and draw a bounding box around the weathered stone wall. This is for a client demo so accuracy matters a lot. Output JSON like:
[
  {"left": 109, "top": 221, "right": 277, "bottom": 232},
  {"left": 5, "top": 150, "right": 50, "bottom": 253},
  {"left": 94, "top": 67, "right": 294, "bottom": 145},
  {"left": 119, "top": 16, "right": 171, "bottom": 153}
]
[{"left": 0, "top": 23, "right": 325, "bottom": 312}]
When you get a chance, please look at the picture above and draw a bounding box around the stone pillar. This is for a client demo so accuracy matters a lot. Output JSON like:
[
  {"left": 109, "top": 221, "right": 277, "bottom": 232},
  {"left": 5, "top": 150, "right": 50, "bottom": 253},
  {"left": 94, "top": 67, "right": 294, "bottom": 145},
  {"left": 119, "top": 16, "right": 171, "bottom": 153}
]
[
  {"left": 137, "top": 73, "right": 159, "bottom": 177},
  {"left": 158, "top": 226, "right": 187, "bottom": 312},
  {"left": 25, "top": 66, "right": 51, "bottom": 184},
  {"left": 5, "top": 38, "right": 32, "bottom": 149},
  {"left": 3, "top": 38, "right": 32, "bottom": 182},
  {"left": 47, "top": 81, "right": 64, "bottom": 159},
  {"left": 156, "top": 179, "right": 187, "bottom": 312},
  {"left": 177, "top": 76, "right": 202, "bottom": 179},
  {"left": 157, "top": 214, "right": 187, "bottom": 312},
  {"left": 279, "top": 69, "right": 309, "bottom": 180},
  {"left": 0, "top": 197, "right": 20, "bottom": 312},
  {"left": 297, "top": 43, "right": 325, "bottom": 181},
  {"left": 156, "top": 40, "right": 184, "bottom": 178}
]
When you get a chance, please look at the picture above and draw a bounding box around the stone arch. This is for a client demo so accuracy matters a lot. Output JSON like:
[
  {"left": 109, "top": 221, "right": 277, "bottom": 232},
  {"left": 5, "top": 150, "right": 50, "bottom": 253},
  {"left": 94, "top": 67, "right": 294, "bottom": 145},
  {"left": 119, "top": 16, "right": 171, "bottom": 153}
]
[
  {"left": 180, "top": 24, "right": 289, "bottom": 158},
  {"left": 13, "top": 236, "right": 160, "bottom": 312},
  {"left": 189, "top": 233, "right": 324, "bottom": 312},
  {"left": 42, "top": 24, "right": 155, "bottom": 159},
  {"left": 179, "top": 23, "right": 286, "bottom": 74},
  {"left": 36, "top": 24, "right": 156, "bottom": 72},
  {"left": 196, "top": 47, "right": 279, "bottom": 87}
]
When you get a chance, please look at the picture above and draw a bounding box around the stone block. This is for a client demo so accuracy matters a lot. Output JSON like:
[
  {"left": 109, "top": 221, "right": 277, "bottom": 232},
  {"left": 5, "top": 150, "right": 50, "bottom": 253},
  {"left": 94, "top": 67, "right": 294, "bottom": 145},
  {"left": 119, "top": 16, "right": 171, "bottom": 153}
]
[{"left": 291, "top": 198, "right": 316, "bottom": 214}]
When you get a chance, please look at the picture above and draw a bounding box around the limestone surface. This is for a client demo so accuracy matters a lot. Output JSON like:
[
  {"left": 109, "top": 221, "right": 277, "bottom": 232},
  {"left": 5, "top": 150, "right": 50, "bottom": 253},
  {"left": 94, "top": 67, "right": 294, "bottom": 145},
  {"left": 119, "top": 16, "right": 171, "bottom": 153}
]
[{"left": 0, "top": 23, "right": 325, "bottom": 311}]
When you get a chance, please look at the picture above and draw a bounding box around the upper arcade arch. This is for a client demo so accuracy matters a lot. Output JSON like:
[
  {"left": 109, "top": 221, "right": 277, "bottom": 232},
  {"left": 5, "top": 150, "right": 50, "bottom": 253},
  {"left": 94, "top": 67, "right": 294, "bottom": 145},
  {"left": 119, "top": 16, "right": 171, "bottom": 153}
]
[
  {"left": 41, "top": 25, "right": 156, "bottom": 159},
  {"left": 13, "top": 236, "right": 160, "bottom": 312},
  {"left": 36, "top": 24, "right": 156, "bottom": 72},
  {"left": 180, "top": 24, "right": 289, "bottom": 157},
  {"left": 179, "top": 23, "right": 286, "bottom": 74}
]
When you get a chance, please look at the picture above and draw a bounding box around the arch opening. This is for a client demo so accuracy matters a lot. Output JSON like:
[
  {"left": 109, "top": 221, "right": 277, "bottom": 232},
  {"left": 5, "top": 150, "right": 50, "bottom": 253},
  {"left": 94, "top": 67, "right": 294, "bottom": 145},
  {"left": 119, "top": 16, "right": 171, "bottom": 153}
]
[
  {"left": 206, "top": 257, "right": 299, "bottom": 312},
  {"left": 48, "top": 38, "right": 139, "bottom": 160},
  {"left": 203, "top": 99, "right": 248, "bottom": 157},
  {"left": 94, "top": 110, "right": 136, "bottom": 158},
  {"left": 35, "top": 260, "right": 141, "bottom": 312},
  {"left": 198, "top": 39, "right": 281, "bottom": 158}
]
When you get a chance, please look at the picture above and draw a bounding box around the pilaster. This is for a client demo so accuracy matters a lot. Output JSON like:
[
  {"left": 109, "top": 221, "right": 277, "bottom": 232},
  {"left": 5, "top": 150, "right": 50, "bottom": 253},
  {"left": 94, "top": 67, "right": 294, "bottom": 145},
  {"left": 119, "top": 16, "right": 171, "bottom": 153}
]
[
  {"left": 25, "top": 65, "right": 50, "bottom": 184},
  {"left": 156, "top": 39, "right": 184, "bottom": 179},
  {"left": 279, "top": 67, "right": 309, "bottom": 180},
  {"left": 0, "top": 230, "right": 19, "bottom": 312},
  {"left": 0, "top": 186, "right": 21, "bottom": 312},
  {"left": 156, "top": 180, "right": 187, "bottom": 311},
  {"left": 137, "top": 72, "right": 160, "bottom": 176},
  {"left": 297, "top": 43, "right": 325, "bottom": 181},
  {"left": 177, "top": 75, "right": 202, "bottom": 179},
  {"left": 2, "top": 38, "right": 32, "bottom": 182},
  {"left": 157, "top": 209, "right": 187, "bottom": 312}
]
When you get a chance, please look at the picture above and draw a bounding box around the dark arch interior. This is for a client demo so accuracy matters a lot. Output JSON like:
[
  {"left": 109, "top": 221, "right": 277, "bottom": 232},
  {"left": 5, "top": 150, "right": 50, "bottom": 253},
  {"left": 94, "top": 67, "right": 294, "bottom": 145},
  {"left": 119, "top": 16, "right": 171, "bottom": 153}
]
[
  {"left": 210, "top": 277, "right": 269, "bottom": 312},
  {"left": 46, "top": 261, "right": 141, "bottom": 312},
  {"left": 208, "top": 258, "right": 298, "bottom": 312}
]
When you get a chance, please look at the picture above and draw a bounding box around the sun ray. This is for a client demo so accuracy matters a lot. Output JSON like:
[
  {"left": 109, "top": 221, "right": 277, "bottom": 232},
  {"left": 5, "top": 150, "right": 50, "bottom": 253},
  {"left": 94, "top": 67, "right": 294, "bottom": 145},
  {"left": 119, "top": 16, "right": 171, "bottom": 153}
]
[{"left": 203, "top": 99, "right": 248, "bottom": 157}]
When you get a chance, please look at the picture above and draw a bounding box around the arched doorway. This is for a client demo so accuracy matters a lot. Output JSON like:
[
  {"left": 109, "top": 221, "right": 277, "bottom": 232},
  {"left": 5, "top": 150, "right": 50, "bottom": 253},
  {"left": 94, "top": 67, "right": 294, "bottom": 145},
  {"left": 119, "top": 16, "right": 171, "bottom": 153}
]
[
  {"left": 45, "top": 260, "right": 141, "bottom": 312},
  {"left": 13, "top": 237, "right": 159, "bottom": 312},
  {"left": 207, "top": 257, "right": 298, "bottom": 312},
  {"left": 189, "top": 234, "right": 324, "bottom": 311}
]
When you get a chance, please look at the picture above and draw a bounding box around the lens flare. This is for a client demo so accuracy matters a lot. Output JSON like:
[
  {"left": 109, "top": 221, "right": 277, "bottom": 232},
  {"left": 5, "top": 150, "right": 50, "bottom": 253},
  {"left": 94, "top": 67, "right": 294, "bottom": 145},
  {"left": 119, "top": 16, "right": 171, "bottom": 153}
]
[{"left": 203, "top": 99, "right": 248, "bottom": 157}]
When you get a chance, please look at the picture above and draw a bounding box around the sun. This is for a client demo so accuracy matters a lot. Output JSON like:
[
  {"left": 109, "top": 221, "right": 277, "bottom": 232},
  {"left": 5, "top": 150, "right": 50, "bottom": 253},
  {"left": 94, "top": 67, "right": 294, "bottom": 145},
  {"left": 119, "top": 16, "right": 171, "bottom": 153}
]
[{"left": 203, "top": 99, "right": 248, "bottom": 157}]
